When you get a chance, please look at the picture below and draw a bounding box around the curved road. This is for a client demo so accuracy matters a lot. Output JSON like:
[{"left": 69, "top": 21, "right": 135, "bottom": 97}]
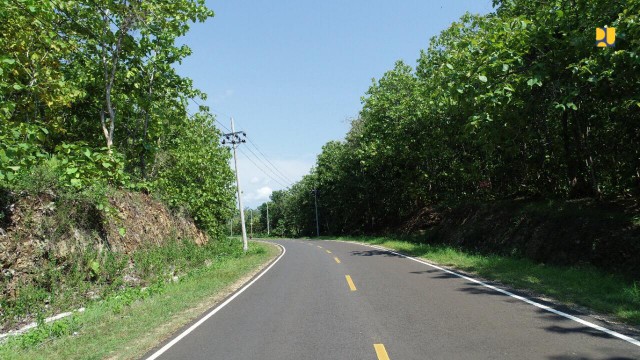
[{"left": 145, "top": 239, "right": 640, "bottom": 359}]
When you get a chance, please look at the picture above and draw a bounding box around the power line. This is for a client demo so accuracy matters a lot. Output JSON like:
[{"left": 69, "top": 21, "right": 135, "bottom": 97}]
[
  {"left": 241, "top": 143, "right": 292, "bottom": 187},
  {"left": 237, "top": 147, "right": 290, "bottom": 189},
  {"left": 188, "top": 103, "right": 292, "bottom": 188},
  {"left": 18, "top": 1, "right": 297, "bottom": 191},
  {"left": 228, "top": 116, "right": 296, "bottom": 185},
  {"left": 189, "top": 97, "right": 232, "bottom": 133},
  {"left": 188, "top": 99, "right": 296, "bottom": 187},
  {"left": 238, "top": 147, "right": 290, "bottom": 189},
  {"left": 188, "top": 98, "right": 298, "bottom": 190}
]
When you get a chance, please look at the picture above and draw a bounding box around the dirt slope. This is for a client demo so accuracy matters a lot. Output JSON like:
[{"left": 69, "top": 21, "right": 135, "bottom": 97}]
[{"left": 0, "top": 189, "right": 207, "bottom": 300}]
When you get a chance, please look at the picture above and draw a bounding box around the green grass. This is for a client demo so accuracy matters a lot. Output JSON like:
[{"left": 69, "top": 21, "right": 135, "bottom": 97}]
[
  {"left": 0, "top": 241, "right": 278, "bottom": 360},
  {"left": 317, "top": 236, "right": 640, "bottom": 325}
]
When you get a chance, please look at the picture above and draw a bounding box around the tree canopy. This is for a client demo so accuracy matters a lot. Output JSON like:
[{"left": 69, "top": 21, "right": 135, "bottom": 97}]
[
  {"left": 1, "top": 0, "right": 234, "bottom": 236},
  {"left": 261, "top": 0, "right": 640, "bottom": 237}
]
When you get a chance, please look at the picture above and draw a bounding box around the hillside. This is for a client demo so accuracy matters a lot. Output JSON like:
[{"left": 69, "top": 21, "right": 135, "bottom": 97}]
[
  {"left": 402, "top": 199, "right": 640, "bottom": 279},
  {"left": 0, "top": 185, "right": 210, "bottom": 332}
]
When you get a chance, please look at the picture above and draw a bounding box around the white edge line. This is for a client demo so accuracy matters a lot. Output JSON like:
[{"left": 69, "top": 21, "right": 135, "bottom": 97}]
[
  {"left": 145, "top": 242, "right": 286, "bottom": 360},
  {"left": 336, "top": 240, "right": 640, "bottom": 348}
]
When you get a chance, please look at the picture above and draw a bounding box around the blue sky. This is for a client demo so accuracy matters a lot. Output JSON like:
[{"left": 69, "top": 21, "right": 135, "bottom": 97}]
[{"left": 177, "top": 0, "right": 494, "bottom": 207}]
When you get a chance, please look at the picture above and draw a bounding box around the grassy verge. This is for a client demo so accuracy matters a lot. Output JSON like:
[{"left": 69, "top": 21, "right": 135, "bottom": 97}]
[
  {"left": 0, "top": 241, "right": 278, "bottom": 360},
  {"left": 318, "top": 236, "right": 640, "bottom": 326}
]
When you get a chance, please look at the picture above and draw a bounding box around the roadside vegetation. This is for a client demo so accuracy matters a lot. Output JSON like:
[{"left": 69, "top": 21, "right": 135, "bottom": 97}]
[
  {"left": 1, "top": 0, "right": 234, "bottom": 233},
  {"left": 0, "top": 242, "right": 277, "bottom": 360},
  {"left": 258, "top": 0, "right": 639, "bottom": 241},
  {"left": 0, "top": 0, "right": 262, "bottom": 352}
]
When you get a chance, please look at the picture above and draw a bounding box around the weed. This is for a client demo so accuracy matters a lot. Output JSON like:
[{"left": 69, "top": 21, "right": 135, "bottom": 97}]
[{"left": 0, "top": 242, "right": 276, "bottom": 359}]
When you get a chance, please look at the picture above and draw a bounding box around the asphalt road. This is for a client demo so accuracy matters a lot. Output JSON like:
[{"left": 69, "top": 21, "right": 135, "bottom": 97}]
[{"left": 145, "top": 239, "right": 640, "bottom": 359}]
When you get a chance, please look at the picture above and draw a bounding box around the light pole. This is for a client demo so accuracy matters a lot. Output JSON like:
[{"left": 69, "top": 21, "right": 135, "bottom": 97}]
[
  {"left": 311, "top": 189, "right": 320, "bottom": 237},
  {"left": 222, "top": 118, "right": 248, "bottom": 252}
]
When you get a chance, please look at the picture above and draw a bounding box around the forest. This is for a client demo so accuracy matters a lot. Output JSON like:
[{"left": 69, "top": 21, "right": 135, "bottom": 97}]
[
  {"left": 261, "top": 0, "right": 640, "bottom": 238},
  {"left": 1, "top": 0, "right": 234, "bottom": 236}
]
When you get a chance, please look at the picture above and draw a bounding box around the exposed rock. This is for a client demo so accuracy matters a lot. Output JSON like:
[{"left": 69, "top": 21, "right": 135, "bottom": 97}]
[{"left": 0, "top": 189, "right": 208, "bottom": 304}]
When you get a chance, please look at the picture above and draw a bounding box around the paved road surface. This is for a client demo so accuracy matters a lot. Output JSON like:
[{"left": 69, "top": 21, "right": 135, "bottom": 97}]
[{"left": 145, "top": 239, "right": 640, "bottom": 359}]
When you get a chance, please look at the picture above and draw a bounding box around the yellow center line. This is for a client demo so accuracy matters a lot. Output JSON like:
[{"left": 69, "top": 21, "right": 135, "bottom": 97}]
[
  {"left": 325, "top": 249, "right": 332, "bottom": 254},
  {"left": 317, "top": 245, "right": 323, "bottom": 249},
  {"left": 345, "top": 275, "right": 357, "bottom": 291},
  {"left": 374, "top": 344, "right": 390, "bottom": 360},
  {"left": 334, "top": 257, "right": 341, "bottom": 264}
]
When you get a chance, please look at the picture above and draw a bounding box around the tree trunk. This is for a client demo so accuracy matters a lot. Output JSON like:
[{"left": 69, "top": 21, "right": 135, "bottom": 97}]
[
  {"left": 140, "top": 68, "right": 155, "bottom": 179},
  {"left": 99, "top": 9, "right": 133, "bottom": 154}
]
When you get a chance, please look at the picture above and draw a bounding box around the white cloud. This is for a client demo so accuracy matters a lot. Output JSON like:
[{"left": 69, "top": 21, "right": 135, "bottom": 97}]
[
  {"left": 256, "top": 186, "right": 272, "bottom": 199},
  {"left": 234, "top": 155, "right": 314, "bottom": 208},
  {"left": 212, "top": 89, "right": 235, "bottom": 104}
]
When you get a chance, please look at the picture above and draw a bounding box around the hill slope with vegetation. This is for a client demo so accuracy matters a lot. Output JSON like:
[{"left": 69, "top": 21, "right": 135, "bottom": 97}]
[
  {"left": 259, "top": 0, "right": 640, "bottom": 278},
  {"left": 0, "top": 0, "right": 243, "bottom": 335}
]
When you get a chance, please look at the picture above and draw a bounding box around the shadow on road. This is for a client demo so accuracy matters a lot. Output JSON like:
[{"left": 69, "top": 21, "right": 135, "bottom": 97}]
[
  {"left": 349, "top": 250, "right": 404, "bottom": 258},
  {"left": 545, "top": 325, "right": 612, "bottom": 339},
  {"left": 458, "top": 285, "right": 509, "bottom": 296},
  {"left": 416, "top": 269, "right": 640, "bottom": 349},
  {"left": 409, "top": 269, "right": 440, "bottom": 274}
]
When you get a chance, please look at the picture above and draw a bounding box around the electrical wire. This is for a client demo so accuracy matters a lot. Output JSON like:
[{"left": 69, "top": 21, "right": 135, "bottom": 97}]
[
  {"left": 237, "top": 147, "right": 290, "bottom": 189},
  {"left": 189, "top": 97, "right": 232, "bottom": 133},
  {"left": 241, "top": 143, "right": 292, "bottom": 187},
  {"left": 189, "top": 99, "right": 296, "bottom": 188},
  {"left": 245, "top": 136, "right": 295, "bottom": 184}
]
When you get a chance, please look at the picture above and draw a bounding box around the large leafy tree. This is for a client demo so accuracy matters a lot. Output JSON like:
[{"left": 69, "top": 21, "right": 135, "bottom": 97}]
[
  {"left": 1, "top": 0, "right": 235, "bottom": 236},
  {"left": 267, "top": 0, "right": 640, "bottom": 236}
]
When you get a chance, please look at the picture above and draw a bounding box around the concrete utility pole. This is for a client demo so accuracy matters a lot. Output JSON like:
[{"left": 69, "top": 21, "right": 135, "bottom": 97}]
[
  {"left": 311, "top": 189, "right": 320, "bottom": 237},
  {"left": 222, "top": 118, "right": 248, "bottom": 252},
  {"left": 266, "top": 202, "right": 270, "bottom": 236}
]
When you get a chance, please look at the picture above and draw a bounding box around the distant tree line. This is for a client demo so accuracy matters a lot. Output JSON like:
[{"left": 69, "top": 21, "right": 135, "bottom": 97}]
[{"left": 261, "top": 0, "right": 640, "bottom": 237}]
